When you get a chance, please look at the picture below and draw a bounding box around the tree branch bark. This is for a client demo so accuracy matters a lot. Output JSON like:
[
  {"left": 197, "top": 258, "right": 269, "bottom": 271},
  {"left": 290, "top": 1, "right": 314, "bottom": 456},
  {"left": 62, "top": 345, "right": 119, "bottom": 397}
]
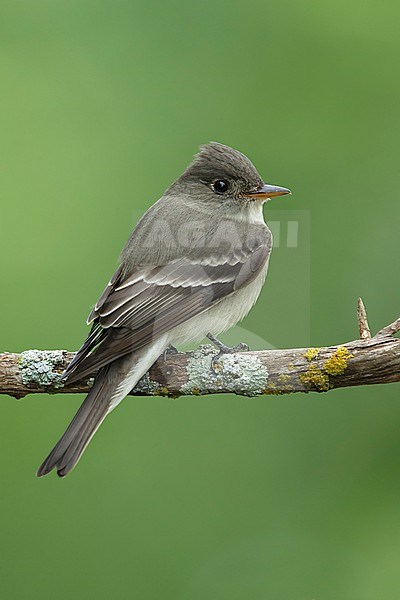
[{"left": 1, "top": 300, "right": 399, "bottom": 400}]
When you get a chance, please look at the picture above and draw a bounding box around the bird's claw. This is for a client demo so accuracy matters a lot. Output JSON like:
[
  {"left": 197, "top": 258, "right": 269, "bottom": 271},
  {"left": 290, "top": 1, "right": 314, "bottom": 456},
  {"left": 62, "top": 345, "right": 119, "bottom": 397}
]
[
  {"left": 206, "top": 334, "right": 250, "bottom": 374},
  {"left": 162, "top": 344, "right": 179, "bottom": 361}
]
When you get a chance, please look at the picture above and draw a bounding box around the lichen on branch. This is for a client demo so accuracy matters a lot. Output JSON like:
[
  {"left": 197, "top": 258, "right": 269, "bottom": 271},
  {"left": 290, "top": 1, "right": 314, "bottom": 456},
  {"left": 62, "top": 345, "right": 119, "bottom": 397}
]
[{"left": 0, "top": 301, "right": 399, "bottom": 400}]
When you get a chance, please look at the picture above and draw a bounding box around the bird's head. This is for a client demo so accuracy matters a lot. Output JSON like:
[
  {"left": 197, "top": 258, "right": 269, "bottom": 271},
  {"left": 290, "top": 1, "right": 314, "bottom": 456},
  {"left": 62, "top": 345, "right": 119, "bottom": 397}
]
[{"left": 170, "top": 142, "right": 290, "bottom": 206}]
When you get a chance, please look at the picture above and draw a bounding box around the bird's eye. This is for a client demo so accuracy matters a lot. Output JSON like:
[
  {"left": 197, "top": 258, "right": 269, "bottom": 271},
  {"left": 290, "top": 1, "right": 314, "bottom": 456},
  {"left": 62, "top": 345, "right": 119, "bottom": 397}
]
[{"left": 212, "top": 179, "right": 229, "bottom": 194}]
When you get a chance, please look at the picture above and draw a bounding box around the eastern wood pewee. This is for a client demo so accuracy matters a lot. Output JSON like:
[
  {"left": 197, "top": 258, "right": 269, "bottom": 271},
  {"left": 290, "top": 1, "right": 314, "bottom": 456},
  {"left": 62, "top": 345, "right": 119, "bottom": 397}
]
[{"left": 37, "top": 142, "right": 290, "bottom": 477}]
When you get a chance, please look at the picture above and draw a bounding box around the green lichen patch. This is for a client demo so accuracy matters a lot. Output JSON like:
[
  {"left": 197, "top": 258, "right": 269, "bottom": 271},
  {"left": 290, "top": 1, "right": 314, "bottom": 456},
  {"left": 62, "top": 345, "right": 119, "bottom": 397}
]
[
  {"left": 181, "top": 345, "right": 269, "bottom": 397},
  {"left": 323, "top": 346, "right": 354, "bottom": 376},
  {"left": 299, "top": 365, "right": 330, "bottom": 392},
  {"left": 19, "top": 350, "right": 66, "bottom": 389},
  {"left": 304, "top": 347, "right": 320, "bottom": 361},
  {"left": 133, "top": 372, "right": 164, "bottom": 396}
]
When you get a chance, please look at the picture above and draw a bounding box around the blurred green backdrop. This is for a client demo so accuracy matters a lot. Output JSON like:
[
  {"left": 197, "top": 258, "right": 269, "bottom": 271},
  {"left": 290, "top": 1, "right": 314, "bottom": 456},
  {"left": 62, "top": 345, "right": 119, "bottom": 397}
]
[{"left": 1, "top": 1, "right": 400, "bottom": 598}]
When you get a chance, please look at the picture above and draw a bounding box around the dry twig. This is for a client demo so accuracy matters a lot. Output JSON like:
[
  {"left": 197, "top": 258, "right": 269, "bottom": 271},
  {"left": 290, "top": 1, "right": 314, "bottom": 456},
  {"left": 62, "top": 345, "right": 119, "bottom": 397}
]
[{"left": 1, "top": 300, "right": 399, "bottom": 400}]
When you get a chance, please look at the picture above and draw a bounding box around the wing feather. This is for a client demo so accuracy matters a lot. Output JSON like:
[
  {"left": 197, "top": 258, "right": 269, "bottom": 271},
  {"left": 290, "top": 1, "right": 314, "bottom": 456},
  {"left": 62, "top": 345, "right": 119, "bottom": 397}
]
[{"left": 63, "top": 233, "right": 271, "bottom": 384}]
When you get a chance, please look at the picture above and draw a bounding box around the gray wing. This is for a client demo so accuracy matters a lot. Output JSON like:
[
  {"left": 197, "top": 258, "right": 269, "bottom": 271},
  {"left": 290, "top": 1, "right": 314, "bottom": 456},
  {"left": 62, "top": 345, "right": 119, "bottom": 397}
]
[{"left": 63, "top": 239, "right": 270, "bottom": 384}]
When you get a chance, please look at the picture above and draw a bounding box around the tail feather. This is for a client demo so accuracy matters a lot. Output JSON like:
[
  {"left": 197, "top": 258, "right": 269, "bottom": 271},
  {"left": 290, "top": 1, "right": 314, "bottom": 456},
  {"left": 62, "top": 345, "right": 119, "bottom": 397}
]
[
  {"left": 37, "top": 365, "right": 112, "bottom": 477},
  {"left": 37, "top": 336, "right": 169, "bottom": 478}
]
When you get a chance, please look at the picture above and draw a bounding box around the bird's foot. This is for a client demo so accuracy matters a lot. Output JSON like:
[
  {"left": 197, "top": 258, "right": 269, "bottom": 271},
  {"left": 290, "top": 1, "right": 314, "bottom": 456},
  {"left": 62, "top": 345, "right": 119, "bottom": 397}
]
[
  {"left": 206, "top": 333, "right": 249, "bottom": 373},
  {"left": 162, "top": 344, "right": 179, "bottom": 361}
]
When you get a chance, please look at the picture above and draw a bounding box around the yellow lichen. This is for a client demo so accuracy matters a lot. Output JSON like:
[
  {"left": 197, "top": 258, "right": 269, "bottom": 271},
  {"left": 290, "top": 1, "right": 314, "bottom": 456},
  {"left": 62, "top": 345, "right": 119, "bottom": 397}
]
[
  {"left": 278, "top": 374, "right": 291, "bottom": 383},
  {"left": 156, "top": 386, "right": 170, "bottom": 396},
  {"left": 323, "top": 346, "right": 354, "bottom": 376},
  {"left": 191, "top": 387, "right": 201, "bottom": 395},
  {"left": 304, "top": 347, "right": 320, "bottom": 361},
  {"left": 299, "top": 365, "right": 330, "bottom": 392},
  {"left": 263, "top": 388, "right": 290, "bottom": 396}
]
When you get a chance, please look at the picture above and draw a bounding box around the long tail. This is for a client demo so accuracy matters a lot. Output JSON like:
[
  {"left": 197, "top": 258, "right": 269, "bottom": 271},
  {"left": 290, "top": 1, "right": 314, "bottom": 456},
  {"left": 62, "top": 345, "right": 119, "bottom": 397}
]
[
  {"left": 37, "top": 338, "right": 168, "bottom": 477},
  {"left": 37, "top": 364, "right": 117, "bottom": 477}
]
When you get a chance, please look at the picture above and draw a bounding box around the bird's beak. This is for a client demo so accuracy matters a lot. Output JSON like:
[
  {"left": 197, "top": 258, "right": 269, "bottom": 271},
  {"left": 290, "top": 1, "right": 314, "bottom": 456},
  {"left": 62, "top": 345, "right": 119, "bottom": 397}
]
[{"left": 243, "top": 183, "right": 291, "bottom": 200}]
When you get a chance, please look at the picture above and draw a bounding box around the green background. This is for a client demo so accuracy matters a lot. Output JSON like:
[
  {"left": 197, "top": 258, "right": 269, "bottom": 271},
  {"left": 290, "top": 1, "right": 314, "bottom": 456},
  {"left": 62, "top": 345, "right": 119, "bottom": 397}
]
[{"left": 1, "top": 1, "right": 400, "bottom": 598}]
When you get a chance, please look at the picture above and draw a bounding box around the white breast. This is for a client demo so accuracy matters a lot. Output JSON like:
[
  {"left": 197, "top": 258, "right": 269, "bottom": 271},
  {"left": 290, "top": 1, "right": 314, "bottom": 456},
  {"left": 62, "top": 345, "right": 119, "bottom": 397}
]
[{"left": 170, "top": 257, "right": 270, "bottom": 346}]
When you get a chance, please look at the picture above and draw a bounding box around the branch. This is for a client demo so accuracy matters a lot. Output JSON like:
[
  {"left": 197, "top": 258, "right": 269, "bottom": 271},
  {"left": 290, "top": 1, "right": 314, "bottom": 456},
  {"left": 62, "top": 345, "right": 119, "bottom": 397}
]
[{"left": 1, "top": 300, "right": 399, "bottom": 399}]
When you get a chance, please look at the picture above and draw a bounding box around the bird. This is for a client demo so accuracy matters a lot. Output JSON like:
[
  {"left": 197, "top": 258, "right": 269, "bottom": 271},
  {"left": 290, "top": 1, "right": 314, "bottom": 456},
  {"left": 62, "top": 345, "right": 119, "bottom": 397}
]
[{"left": 37, "top": 142, "right": 290, "bottom": 477}]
